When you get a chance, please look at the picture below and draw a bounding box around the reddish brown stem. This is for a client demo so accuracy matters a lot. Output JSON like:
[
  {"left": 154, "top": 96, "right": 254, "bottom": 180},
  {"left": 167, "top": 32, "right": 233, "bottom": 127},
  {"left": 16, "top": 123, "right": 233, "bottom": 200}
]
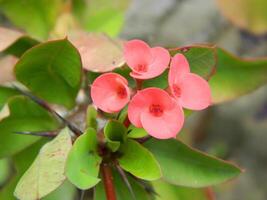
[
  {"left": 101, "top": 163, "right": 117, "bottom": 200},
  {"left": 135, "top": 79, "right": 143, "bottom": 90}
]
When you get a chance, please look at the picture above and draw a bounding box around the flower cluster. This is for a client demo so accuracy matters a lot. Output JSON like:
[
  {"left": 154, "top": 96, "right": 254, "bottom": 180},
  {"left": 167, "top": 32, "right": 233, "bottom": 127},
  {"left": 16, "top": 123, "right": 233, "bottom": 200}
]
[{"left": 91, "top": 40, "right": 211, "bottom": 139}]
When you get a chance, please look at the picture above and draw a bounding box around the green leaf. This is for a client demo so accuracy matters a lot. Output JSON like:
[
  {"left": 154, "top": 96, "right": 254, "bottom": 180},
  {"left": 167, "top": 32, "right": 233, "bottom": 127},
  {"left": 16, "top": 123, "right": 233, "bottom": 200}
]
[
  {"left": 118, "top": 139, "right": 162, "bottom": 181},
  {"left": 0, "top": 27, "right": 39, "bottom": 57},
  {"left": 143, "top": 45, "right": 216, "bottom": 89},
  {"left": 217, "top": 0, "right": 267, "bottom": 35},
  {"left": 144, "top": 139, "right": 241, "bottom": 187},
  {"left": 0, "top": 158, "right": 10, "bottom": 185},
  {"left": 0, "top": 96, "right": 60, "bottom": 158},
  {"left": 104, "top": 120, "right": 127, "bottom": 152},
  {"left": 66, "top": 128, "right": 102, "bottom": 190},
  {"left": 0, "top": 86, "right": 19, "bottom": 110},
  {"left": 15, "top": 39, "right": 82, "bottom": 108},
  {"left": 42, "top": 181, "right": 77, "bottom": 200},
  {"left": 14, "top": 128, "right": 72, "bottom": 200},
  {"left": 0, "top": 0, "right": 64, "bottom": 39},
  {"left": 153, "top": 180, "right": 209, "bottom": 200},
  {"left": 86, "top": 105, "right": 98, "bottom": 129},
  {"left": 127, "top": 125, "right": 148, "bottom": 139},
  {"left": 0, "top": 139, "right": 48, "bottom": 200},
  {"left": 94, "top": 169, "right": 152, "bottom": 200},
  {"left": 210, "top": 48, "right": 267, "bottom": 103},
  {"left": 73, "top": 0, "right": 129, "bottom": 36}
]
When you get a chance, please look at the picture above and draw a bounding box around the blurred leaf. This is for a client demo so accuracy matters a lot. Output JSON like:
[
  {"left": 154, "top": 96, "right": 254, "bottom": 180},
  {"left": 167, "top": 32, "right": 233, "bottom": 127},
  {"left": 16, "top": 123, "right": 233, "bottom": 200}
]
[
  {"left": 66, "top": 128, "right": 102, "bottom": 189},
  {"left": 153, "top": 180, "right": 209, "bottom": 200},
  {"left": 86, "top": 105, "right": 98, "bottom": 129},
  {"left": 0, "top": 158, "right": 10, "bottom": 186},
  {"left": 42, "top": 181, "right": 77, "bottom": 200},
  {"left": 217, "top": 0, "right": 267, "bottom": 35},
  {"left": 144, "top": 139, "right": 241, "bottom": 187},
  {"left": 0, "top": 56, "right": 17, "bottom": 84},
  {"left": 0, "top": 86, "right": 18, "bottom": 109},
  {"left": 0, "top": 139, "right": 48, "bottom": 200},
  {"left": 127, "top": 125, "right": 148, "bottom": 139},
  {"left": 14, "top": 128, "right": 72, "bottom": 200},
  {"left": 0, "top": 0, "right": 64, "bottom": 39},
  {"left": 15, "top": 39, "right": 82, "bottom": 109},
  {"left": 143, "top": 45, "right": 216, "bottom": 89},
  {"left": 210, "top": 48, "right": 267, "bottom": 103},
  {"left": 73, "top": 0, "right": 129, "bottom": 36},
  {"left": 118, "top": 139, "right": 162, "bottom": 181},
  {"left": 70, "top": 32, "right": 125, "bottom": 72},
  {"left": 0, "top": 96, "right": 60, "bottom": 158},
  {"left": 94, "top": 169, "right": 152, "bottom": 200},
  {"left": 104, "top": 120, "right": 127, "bottom": 152},
  {"left": 0, "top": 27, "right": 39, "bottom": 57}
]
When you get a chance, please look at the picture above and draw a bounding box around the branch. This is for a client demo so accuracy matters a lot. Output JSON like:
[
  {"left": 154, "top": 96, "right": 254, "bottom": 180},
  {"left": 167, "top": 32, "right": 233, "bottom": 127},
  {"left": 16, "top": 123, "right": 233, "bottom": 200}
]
[
  {"left": 101, "top": 163, "right": 117, "bottom": 200},
  {"left": 13, "top": 85, "right": 82, "bottom": 136}
]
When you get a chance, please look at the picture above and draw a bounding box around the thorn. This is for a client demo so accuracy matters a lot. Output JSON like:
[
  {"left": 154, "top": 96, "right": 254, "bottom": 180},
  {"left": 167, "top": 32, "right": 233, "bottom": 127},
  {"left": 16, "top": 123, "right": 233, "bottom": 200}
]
[
  {"left": 116, "top": 165, "right": 136, "bottom": 200},
  {"left": 13, "top": 131, "right": 58, "bottom": 137},
  {"left": 12, "top": 85, "right": 83, "bottom": 136},
  {"left": 79, "top": 190, "right": 85, "bottom": 200},
  {"left": 135, "top": 178, "right": 159, "bottom": 197}
]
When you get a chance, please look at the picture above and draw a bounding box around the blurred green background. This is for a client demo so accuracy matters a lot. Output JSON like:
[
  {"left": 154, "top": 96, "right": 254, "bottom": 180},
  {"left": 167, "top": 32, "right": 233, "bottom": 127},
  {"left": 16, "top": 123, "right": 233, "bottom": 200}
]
[{"left": 0, "top": 0, "right": 267, "bottom": 199}]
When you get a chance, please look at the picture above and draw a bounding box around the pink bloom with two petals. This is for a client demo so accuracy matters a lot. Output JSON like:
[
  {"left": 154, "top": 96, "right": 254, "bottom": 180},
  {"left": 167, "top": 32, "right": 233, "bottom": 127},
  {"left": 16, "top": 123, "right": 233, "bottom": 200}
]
[
  {"left": 91, "top": 73, "right": 130, "bottom": 113},
  {"left": 128, "top": 88, "right": 184, "bottom": 139},
  {"left": 124, "top": 40, "right": 170, "bottom": 79},
  {"left": 168, "top": 54, "right": 211, "bottom": 110}
]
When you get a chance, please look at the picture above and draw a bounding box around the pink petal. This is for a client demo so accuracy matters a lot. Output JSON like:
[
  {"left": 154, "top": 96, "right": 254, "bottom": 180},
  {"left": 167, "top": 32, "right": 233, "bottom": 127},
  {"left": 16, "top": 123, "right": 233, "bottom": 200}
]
[
  {"left": 140, "top": 100, "right": 184, "bottom": 139},
  {"left": 128, "top": 88, "right": 178, "bottom": 128},
  {"left": 91, "top": 73, "right": 130, "bottom": 113},
  {"left": 179, "top": 73, "right": 211, "bottom": 110},
  {"left": 169, "top": 53, "right": 190, "bottom": 85},
  {"left": 129, "top": 47, "right": 170, "bottom": 79},
  {"left": 124, "top": 40, "right": 152, "bottom": 72}
]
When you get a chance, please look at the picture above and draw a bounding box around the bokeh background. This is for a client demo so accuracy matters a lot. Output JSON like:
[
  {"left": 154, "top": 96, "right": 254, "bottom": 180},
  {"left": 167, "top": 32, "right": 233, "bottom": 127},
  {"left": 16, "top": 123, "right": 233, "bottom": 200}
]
[{"left": 1, "top": 0, "right": 267, "bottom": 199}]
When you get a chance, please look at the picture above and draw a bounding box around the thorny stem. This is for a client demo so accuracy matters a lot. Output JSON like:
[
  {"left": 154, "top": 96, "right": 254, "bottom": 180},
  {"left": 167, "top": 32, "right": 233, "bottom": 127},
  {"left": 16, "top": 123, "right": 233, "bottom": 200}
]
[{"left": 101, "top": 163, "right": 117, "bottom": 200}]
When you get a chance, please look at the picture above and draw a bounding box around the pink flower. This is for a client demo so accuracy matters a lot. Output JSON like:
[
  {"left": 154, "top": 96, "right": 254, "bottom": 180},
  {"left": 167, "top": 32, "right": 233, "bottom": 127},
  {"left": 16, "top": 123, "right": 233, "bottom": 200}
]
[
  {"left": 128, "top": 88, "right": 184, "bottom": 139},
  {"left": 91, "top": 73, "right": 130, "bottom": 113},
  {"left": 124, "top": 40, "right": 170, "bottom": 79},
  {"left": 168, "top": 54, "right": 211, "bottom": 110}
]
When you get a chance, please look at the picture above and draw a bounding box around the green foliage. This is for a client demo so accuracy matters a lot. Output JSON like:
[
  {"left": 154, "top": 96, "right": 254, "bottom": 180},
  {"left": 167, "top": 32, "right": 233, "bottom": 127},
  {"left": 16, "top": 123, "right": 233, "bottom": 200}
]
[
  {"left": 127, "top": 125, "right": 148, "bottom": 139},
  {"left": 210, "top": 48, "right": 267, "bottom": 103},
  {"left": 153, "top": 180, "right": 208, "bottom": 200},
  {"left": 118, "top": 139, "right": 162, "bottom": 181},
  {"left": 86, "top": 105, "right": 98, "bottom": 129},
  {"left": 66, "top": 128, "right": 102, "bottom": 190},
  {"left": 145, "top": 139, "right": 241, "bottom": 187},
  {"left": 0, "top": 0, "right": 64, "bottom": 39},
  {"left": 14, "top": 128, "right": 72, "bottom": 200},
  {"left": 104, "top": 120, "right": 127, "bottom": 152},
  {"left": 94, "top": 169, "right": 153, "bottom": 200},
  {"left": 0, "top": 140, "right": 48, "bottom": 199},
  {"left": 15, "top": 39, "right": 82, "bottom": 109},
  {"left": 0, "top": 86, "right": 19, "bottom": 109},
  {"left": 0, "top": 158, "right": 9, "bottom": 185},
  {"left": 73, "top": 0, "right": 129, "bottom": 36},
  {"left": 0, "top": 96, "right": 60, "bottom": 158}
]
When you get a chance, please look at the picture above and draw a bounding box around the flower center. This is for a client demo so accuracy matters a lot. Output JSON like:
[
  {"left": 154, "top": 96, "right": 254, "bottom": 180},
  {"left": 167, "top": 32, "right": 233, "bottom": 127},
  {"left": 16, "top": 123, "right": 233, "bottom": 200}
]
[
  {"left": 149, "top": 104, "right": 164, "bottom": 117},
  {"left": 135, "top": 64, "right": 148, "bottom": 72},
  {"left": 117, "top": 86, "right": 127, "bottom": 99},
  {"left": 172, "top": 84, "right": 181, "bottom": 97}
]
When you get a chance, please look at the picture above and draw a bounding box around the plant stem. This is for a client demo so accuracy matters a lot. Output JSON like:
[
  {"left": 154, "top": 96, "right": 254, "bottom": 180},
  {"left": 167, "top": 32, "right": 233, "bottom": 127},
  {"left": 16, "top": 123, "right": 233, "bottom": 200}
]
[{"left": 101, "top": 163, "right": 117, "bottom": 200}]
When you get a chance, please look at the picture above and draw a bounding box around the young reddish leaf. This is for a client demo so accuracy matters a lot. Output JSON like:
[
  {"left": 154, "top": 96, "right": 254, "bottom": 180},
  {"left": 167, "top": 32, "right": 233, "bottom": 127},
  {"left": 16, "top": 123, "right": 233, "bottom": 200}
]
[{"left": 70, "top": 32, "right": 125, "bottom": 72}]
